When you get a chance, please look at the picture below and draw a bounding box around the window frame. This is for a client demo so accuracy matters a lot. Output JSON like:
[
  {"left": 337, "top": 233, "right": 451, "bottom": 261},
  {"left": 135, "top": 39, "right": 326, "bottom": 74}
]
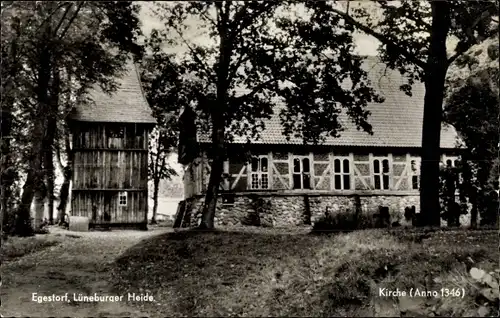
[
  {"left": 249, "top": 155, "right": 270, "bottom": 190},
  {"left": 443, "top": 156, "right": 459, "bottom": 168},
  {"left": 118, "top": 191, "right": 127, "bottom": 207},
  {"left": 107, "top": 125, "right": 125, "bottom": 139},
  {"left": 372, "top": 157, "right": 391, "bottom": 190},
  {"left": 292, "top": 156, "right": 312, "bottom": 190},
  {"left": 332, "top": 157, "right": 351, "bottom": 190}
]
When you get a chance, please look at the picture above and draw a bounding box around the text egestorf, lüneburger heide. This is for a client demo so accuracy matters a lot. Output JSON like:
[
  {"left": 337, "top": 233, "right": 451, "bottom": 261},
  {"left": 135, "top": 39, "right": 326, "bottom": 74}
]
[{"left": 32, "top": 292, "right": 154, "bottom": 303}]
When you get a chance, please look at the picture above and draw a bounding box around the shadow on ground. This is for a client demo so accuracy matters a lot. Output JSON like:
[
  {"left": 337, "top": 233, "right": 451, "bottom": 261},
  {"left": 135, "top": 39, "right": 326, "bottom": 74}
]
[
  {"left": 1, "top": 226, "right": 172, "bottom": 317},
  {"left": 111, "top": 227, "right": 498, "bottom": 317}
]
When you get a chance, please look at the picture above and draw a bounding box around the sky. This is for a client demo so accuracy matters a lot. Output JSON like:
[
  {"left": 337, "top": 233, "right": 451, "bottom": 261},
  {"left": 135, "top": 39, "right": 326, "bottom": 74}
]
[{"left": 137, "top": 1, "right": 381, "bottom": 56}]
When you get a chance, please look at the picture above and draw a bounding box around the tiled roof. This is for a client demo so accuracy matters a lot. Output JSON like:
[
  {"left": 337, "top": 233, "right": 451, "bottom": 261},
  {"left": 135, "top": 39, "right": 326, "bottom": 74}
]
[
  {"left": 68, "top": 62, "right": 156, "bottom": 124},
  {"left": 198, "top": 57, "right": 461, "bottom": 149}
]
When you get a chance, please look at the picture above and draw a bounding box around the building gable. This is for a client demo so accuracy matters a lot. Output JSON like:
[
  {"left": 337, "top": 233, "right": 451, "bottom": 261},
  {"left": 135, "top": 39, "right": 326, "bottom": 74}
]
[{"left": 68, "top": 62, "right": 157, "bottom": 124}]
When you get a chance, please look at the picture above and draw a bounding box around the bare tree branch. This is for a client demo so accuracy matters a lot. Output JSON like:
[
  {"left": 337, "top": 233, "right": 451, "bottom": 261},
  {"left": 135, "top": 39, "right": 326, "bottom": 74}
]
[
  {"left": 58, "top": 1, "right": 84, "bottom": 40},
  {"left": 325, "top": 6, "right": 427, "bottom": 70},
  {"left": 232, "top": 77, "right": 279, "bottom": 105},
  {"left": 31, "top": 2, "right": 69, "bottom": 35},
  {"left": 171, "top": 25, "right": 217, "bottom": 83},
  {"left": 53, "top": 3, "right": 73, "bottom": 37},
  {"left": 227, "top": 49, "right": 250, "bottom": 84},
  {"left": 198, "top": 6, "right": 218, "bottom": 30}
]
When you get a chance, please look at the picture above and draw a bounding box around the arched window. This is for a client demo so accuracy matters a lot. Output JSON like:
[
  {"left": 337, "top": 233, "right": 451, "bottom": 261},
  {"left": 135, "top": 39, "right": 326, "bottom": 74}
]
[
  {"left": 293, "top": 157, "right": 311, "bottom": 189},
  {"left": 250, "top": 156, "right": 269, "bottom": 189},
  {"left": 333, "top": 158, "right": 351, "bottom": 190},
  {"left": 373, "top": 157, "right": 391, "bottom": 190}
]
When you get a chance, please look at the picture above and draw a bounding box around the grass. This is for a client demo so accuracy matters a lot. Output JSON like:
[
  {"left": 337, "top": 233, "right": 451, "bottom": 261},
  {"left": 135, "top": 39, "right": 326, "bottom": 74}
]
[
  {"left": 1, "top": 226, "right": 171, "bottom": 317},
  {"left": 1, "top": 235, "right": 62, "bottom": 263},
  {"left": 111, "top": 227, "right": 498, "bottom": 317}
]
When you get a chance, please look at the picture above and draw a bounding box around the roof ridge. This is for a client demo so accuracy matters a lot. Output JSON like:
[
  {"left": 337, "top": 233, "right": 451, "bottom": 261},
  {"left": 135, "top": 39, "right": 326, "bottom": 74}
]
[
  {"left": 133, "top": 62, "right": 154, "bottom": 113},
  {"left": 68, "top": 61, "right": 157, "bottom": 124},
  {"left": 196, "top": 58, "right": 462, "bottom": 149}
]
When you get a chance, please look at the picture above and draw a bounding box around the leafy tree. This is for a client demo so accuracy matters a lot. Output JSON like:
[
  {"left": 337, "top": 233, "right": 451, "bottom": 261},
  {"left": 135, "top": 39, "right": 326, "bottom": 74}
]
[
  {"left": 1, "top": 1, "right": 143, "bottom": 235},
  {"left": 159, "top": 173, "right": 184, "bottom": 198},
  {"left": 306, "top": 0, "right": 498, "bottom": 226},
  {"left": 147, "top": 127, "right": 178, "bottom": 224},
  {"left": 140, "top": 30, "right": 187, "bottom": 224},
  {"left": 444, "top": 34, "right": 499, "bottom": 227},
  {"left": 1, "top": 1, "right": 30, "bottom": 234},
  {"left": 152, "top": 1, "right": 385, "bottom": 229}
]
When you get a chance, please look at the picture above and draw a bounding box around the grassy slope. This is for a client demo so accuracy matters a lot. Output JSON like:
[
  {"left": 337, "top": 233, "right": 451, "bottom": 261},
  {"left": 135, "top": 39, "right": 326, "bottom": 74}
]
[
  {"left": 0, "top": 235, "right": 62, "bottom": 263},
  {"left": 112, "top": 227, "right": 498, "bottom": 317}
]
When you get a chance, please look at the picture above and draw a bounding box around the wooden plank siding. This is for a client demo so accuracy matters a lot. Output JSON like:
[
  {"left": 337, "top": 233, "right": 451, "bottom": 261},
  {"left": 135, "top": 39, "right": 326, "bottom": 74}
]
[
  {"left": 71, "top": 191, "right": 147, "bottom": 224},
  {"left": 72, "top": 151, "right": 147, "bottom": 190},
  {"left": 183, "top": 148, "right": 460, "bottom": 198},
  {"left": 71, "top": 122, "right": 150, "bottom": 225},
  {"left": 72, "top": 123, "right": 147, "bottom": 150}
]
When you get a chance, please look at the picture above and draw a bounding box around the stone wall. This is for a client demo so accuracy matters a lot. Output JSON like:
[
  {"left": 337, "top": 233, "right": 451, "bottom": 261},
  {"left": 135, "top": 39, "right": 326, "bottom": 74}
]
[
  {"left": 183, "top": 194, "right": 424, "bottom": 228},
  {"left": 308, "top": 195, "right": 420, "bottom": 227}
]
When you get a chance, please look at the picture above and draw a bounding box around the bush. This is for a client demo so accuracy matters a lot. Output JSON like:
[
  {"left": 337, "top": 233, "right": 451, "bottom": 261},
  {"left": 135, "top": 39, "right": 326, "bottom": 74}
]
[
  {"left": 469, "top": 267, "right": 500, "bottom": 317},
  {"left": 312, "top": 209, "right": 374, "bottom": 234}
]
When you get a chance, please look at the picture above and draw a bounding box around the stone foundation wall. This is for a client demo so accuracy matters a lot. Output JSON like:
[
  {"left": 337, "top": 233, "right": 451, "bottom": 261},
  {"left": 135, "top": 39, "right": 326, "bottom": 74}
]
[
  {"left": 308, "top": 195, "right": 420, "bottom": 227},
  {"left": 184, "top": 194, "right": 425, "bottom": 228}
]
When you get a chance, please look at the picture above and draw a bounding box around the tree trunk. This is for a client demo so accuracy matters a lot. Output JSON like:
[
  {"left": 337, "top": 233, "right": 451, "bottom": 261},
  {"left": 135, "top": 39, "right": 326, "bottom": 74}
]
[
  {"left": 57, "top": 131, "right": 73, "bottom": 224},
  {"left": 57, "top": 168, "right": 71, "bottom": 225},
  {"left": 44, "top": 142, "right": 56, "bottom": 225},
  {"left": 15, "top": 122, "right": 47, "bottom": 236},
  {"left": 419, "top": 2, "right": 451, "bottom": 227},
  {"left": 44, "top": 67, "right": 60, "bottom": 225},
  {"left": 460, "top": 157, "right": 478, "bottom": 229},
  {"left": 150, "top": 131, "right": 162, "bottom": 224},
  {"left": 1, "top": 110, "right": 13, "bottom": 235},
  {"left": 1, "top": 33, "right": 19, "bottom": 236},
  {"left": 15, "top": 170, "right": 38, "bottom": 236},
  {"left": 199, "top": 124, "right": 225, "bottom": 230},
  {"left": 447, "top": 171, "right": 460, "bottom": 227},
  {"left": 199, "top": 5, "right": 232, "bottom": 230},
  {"left": 151, "top": 177, "right": 160, "bottom": 224},
  {"left": 470, "top": 201, "right": 478, "bottom": 229},
  {"left": 47, "top": 183, "right": 55, "bottom": 224},
  {"left": 34, "top": 190, "right": 45, "bottom": 230},
  {"left": 14, "top": 45, "right": 51, "bottom": 235}
]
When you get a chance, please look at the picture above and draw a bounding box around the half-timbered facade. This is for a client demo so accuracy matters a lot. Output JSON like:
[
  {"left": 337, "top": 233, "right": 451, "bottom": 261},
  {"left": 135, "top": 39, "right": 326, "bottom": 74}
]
[
  {"left": 68, "top": 63, "right": 156, "bottom": 229},
  {"left": 178, "top": 58, "right": 464, "bottom": 227}
]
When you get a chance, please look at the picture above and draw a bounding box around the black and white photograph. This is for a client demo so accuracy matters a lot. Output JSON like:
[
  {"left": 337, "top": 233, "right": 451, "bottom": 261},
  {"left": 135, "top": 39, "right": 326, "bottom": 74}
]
[{"left": 1, "top": 1, "right": 499, "bottom": 317}]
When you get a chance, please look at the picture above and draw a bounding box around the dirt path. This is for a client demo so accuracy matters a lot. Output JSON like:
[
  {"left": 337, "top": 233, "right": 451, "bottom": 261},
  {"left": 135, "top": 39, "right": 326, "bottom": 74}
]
[{"left": 1, "top": 226, "right": 172, "bottom": 317}]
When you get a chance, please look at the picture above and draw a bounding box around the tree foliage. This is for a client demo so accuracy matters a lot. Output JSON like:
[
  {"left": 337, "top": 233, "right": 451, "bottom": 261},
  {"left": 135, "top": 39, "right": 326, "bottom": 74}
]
[
  {"left": 151, "top": 1, "right": 386, "bottom": 228},
  {"left": 304, "top": 0, "right": 498, "bottom": 226},
  {"left": 140, "top": 29, "right": 187, "bottom": 223},
  {"left": 444, "top": 34, "right": 499, "bottom": 227},
  {"left": 1, "top": 1, "right": 143, "bottom": 235},
  {"left": 146, "top": 1, "right": 498, "bottom": 228}
]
